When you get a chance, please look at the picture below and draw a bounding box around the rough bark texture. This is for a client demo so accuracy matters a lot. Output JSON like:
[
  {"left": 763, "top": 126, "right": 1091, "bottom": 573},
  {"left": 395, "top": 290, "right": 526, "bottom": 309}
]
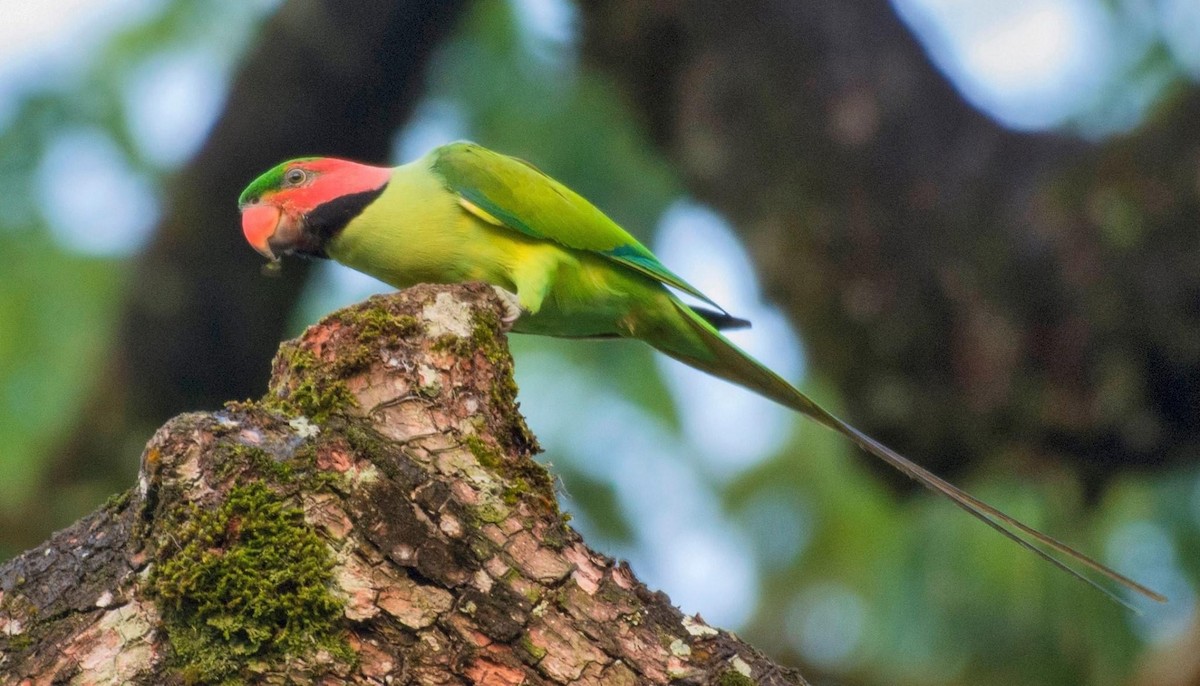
[
  {"left": 0, "top": 284, "right": 805, "bottom": 686},
  {"left": 577, "top": 0, "right": 1200, "bottom": 487},
  {"left": 27, "top": 0, "right": 469, "bottom": 550}
]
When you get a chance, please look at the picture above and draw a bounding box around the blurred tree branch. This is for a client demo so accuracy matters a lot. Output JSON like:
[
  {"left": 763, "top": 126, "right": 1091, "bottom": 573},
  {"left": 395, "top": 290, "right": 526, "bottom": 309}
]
[
  {"left": 577, "top": 0, "right": 1200, "bottom": 486},
  {"left": 20, "top": 0, "right": 468, "bottom": 549}
]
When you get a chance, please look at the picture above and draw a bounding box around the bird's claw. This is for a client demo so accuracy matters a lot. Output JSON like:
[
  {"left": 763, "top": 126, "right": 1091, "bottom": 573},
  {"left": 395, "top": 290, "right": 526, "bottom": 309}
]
[{"left": 490, "top": 285, "right": 524, "bottom": 332}]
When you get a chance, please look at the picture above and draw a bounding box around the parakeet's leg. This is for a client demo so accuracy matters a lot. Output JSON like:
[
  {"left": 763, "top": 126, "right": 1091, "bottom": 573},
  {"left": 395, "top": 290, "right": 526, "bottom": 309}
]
[{"left": 490, "top": 285, "right": 524, "bottom": 331}]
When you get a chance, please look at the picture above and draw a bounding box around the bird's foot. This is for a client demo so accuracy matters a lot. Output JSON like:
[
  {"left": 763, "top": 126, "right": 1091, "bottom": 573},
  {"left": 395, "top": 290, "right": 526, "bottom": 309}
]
[{"left": 490, "top": 285, "right": 525, "bottom": 332}]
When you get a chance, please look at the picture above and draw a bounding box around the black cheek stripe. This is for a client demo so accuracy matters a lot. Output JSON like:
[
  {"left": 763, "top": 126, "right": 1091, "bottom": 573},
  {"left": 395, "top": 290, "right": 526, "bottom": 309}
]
[{"left": 296, "top": 183, "right": 389, "bottom": 258}]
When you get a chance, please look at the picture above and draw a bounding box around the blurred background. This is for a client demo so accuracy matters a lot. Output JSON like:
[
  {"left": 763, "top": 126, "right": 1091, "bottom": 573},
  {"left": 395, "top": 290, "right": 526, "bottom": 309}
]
[{"left": 2, "top": 0, "right": 1199, "bottom": 683}]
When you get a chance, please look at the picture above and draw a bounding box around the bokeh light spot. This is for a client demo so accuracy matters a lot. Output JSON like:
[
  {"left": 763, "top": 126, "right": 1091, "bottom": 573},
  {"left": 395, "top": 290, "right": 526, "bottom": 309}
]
[{"left": 36, "top": 129, "right": 158, "bottom": 256}]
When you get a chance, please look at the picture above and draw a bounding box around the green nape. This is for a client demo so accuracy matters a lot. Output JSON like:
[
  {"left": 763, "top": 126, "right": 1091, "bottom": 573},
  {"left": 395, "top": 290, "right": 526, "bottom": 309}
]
[{"left": 238, "top": 157, "right": 320, "bottom": 206}]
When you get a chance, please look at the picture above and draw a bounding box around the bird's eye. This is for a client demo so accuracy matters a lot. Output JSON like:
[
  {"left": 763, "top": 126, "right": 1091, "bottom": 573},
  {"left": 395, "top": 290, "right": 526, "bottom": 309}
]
[{"left": 284, "top": 168, "right": 307, "bottom": 186}]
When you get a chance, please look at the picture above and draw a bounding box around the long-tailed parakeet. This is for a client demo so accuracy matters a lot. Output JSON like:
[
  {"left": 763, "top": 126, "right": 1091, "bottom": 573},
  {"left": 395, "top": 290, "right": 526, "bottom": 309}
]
[{"left": 239, "top": 141, "right": 1162, "bottom": 606}]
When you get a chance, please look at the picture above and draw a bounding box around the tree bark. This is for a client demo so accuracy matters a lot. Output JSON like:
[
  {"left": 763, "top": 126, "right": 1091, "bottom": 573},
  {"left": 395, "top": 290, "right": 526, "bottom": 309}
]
[
  {"left": 1, "top": 284, "right": 806, "bottom": 686},
  {"left": 577, "top": 0, "right": 1200, "bottom": 486},
  {"left": 27, "top": 0, "right": 469, "bottom": 549}
]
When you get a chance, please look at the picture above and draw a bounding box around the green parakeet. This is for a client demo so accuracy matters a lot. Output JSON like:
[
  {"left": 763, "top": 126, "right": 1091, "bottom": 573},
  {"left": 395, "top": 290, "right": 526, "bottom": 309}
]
[{"left": 239, "top": 141, "right": 1162, "bottom": 606}]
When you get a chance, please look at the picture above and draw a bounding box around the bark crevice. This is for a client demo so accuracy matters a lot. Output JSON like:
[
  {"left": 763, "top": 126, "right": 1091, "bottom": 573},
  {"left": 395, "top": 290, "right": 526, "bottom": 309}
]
[{"left": 1, "top": 283, "right": 806, "bottom": 686}]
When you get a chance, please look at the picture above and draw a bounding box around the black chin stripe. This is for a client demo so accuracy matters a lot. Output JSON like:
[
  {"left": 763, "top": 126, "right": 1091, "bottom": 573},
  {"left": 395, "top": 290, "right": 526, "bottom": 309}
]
[{"left": 297, "top": 183, "right": 388, "bottom": 257}]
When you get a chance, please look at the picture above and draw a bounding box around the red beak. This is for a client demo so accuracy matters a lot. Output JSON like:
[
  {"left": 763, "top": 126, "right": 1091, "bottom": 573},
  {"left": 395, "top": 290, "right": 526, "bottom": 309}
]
[{"left": 241, "top": 204, "right": 281, "bottom": 260}]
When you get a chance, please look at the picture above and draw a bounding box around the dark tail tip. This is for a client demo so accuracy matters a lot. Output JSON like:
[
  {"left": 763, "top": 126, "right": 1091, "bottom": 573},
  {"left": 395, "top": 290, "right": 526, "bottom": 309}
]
[{"left": 692, "top": 306, "right": 752, "bottom": 331}]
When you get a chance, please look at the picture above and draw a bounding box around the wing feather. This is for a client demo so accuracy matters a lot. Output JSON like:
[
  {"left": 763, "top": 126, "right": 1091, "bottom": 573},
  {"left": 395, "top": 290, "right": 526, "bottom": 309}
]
[{"left": 432, "top": 141, "right": 727, "bottom": 311}]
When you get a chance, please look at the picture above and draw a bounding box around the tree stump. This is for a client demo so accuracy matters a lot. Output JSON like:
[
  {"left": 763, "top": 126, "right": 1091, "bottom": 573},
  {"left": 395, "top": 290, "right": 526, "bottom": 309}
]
[{"left": 0, "top": 283, "right": 807, "bottom": 686}]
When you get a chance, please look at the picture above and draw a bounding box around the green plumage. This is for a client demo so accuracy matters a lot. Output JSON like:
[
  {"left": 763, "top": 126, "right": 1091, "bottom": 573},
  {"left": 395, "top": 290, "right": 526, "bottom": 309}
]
[
  {"left": 432, "top": 143, "right": 724, "bottom": 309},
  {"left": 243, "top": 141, "right": 1163, "bottom": 607}
]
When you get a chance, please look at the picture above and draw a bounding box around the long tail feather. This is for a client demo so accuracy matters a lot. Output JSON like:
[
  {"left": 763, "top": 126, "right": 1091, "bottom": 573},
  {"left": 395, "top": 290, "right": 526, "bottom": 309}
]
[
  {"left": 650, "top": 299, "right": 1165, "bottom": 607},
  {"left": 830, "top": 416, "right": 1165, "bottom": 607}
]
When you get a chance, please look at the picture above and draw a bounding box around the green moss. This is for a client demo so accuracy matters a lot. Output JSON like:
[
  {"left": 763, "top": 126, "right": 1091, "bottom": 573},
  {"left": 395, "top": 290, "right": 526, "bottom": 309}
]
[
  {"left": 489, "top": 368, "right": 523, "bottom": 429},
  {"left": 341, "top": 421, "right": 402, "bottom": 482},
  {"left": 596, "top": 580, "right": 629, "bottom": 606},
  {"left": 482, "top": 337, "right": 540, "bottom": 455},
  {"left": 151, "top": 482, "right": 350, "bottom": 684},
  {"left": 328, "top": 309, "right": 424, "bottom": 376},
  {"left": 204, "top": 425, "right": 345, "bottom": 497},
  {"left": 431, "top": 333, "right": 474, "bottom": 358},
  {"left": 0, "top": 591, "right": 37, "bottom": 655},
  {"left": 539, "top": 522, "right": 568, "bottom": 550},
  {"left": 212, "top": 443, "right": 297, "bottom": 484},
  {"left": 717, "top": 669, "right": 757, "bottom": 686},
  {"left": 464, "top": 434, "right": 503, "bottom": 470},
  {"left": 266, "top": 303, "right": 425, "bottom": 424},
  {"left": 334, "top": 307, "right": 422, "bottom": 343},
  {"left": 462, "top": 433, "right": 555, "bottom": 514},
  {"left": 0, "top": 592, "right": 37, "bottom": 619},
  {"left": 6, "top": 632, "right": 33, "bottom": 653},
  {"left": 103, "top": 488, "right": 132, "bottom": 511},
  {"left": 471, "top": 310, "right": 507, "bottom": 364},
  {"left": 448, "top": 308, "right": 541, "bottom": 477},
  {"left": 518, "top": 633, "right": 547, "bottom": 661},
  {"left": 287, "top": 379, "right": 355, "bottom": 424},
  {"left": 265, "top": 346, "right": 357, "bottom": 423},
  {"left": 429, "top": 309, "right": 506, "bottom": 363},
  {"left": 522, "top": 585, "right": 542, "bottom": 604}
]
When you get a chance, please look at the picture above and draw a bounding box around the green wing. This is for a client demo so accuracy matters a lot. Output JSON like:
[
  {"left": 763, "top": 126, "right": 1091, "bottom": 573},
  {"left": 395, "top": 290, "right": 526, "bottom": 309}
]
[{"left": 430, "top": 141, "right": 726, "bottom": 311}]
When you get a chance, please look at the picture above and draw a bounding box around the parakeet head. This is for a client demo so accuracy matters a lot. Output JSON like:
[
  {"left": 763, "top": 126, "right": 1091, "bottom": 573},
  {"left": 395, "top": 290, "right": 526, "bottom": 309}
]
[{"left": 238, "top": 157, "right": 391, "bottom": 260}]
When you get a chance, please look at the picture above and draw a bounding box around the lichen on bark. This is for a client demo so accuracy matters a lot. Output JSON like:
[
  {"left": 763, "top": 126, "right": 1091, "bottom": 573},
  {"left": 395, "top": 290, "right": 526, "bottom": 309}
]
[{"left": 0, "top": 283, "right": 809, "bottom": 685}]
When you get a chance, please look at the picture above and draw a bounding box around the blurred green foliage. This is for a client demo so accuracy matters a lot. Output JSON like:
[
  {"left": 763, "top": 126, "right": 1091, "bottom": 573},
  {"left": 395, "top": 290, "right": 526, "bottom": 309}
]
[
  {"left": 1, "top": 2, "right": 1196, "bottom": 685},
  {"left": 0, "top": 232, "right": 123, "bottom": 505},
  {"left": 0, "top": 1, "right": 271, "bottom": 556}
]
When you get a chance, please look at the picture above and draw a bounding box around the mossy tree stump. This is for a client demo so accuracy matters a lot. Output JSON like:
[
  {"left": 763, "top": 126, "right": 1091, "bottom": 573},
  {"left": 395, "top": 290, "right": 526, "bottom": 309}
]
[{"left": 0, "top": 283, "right": 808, "bottom": 685}]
